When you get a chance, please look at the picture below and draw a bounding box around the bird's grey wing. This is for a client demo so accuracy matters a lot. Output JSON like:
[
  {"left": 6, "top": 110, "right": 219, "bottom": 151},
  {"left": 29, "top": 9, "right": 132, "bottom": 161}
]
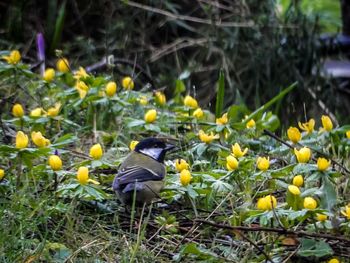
[{"left": 112, "top": 165, "right": 164, "bottom": 191}]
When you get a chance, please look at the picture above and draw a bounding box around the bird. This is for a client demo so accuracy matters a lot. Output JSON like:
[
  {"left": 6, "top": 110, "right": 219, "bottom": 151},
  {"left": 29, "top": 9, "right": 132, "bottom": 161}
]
[{"left": 112, "top": 137, "right": 175, "bottom": 206}]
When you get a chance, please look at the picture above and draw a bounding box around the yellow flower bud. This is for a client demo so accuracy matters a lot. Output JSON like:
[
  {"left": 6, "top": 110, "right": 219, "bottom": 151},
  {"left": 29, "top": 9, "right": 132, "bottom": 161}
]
[
  {"left": 294, "top": 147, "right": 311, "bottom": 163},
  {"left": 288, "top": 185, "right": 301, "bottom": 195},
  {"left": 105, "top": 81, "right": 117, "bottom": 97},
  {"left": 43, "top": 68, "right": 55, "bottom": 82},
  {"left": 341, "top": 205, "right": 350, "bottom": 220},
  {"left": 316, "top": 213, "right": 327, "bottom": 222},
  {"left": 226, "top": 155, "right": 239, "bottom": 171},
  {"left": 31, "top": 131, "right": 50, "bottom": 148},
  {"left": 287, "top": 127, "right": 301, "bottom": 143},
  {"left": 257, "top": 156, "right": 270, "bottom": 171},
  {"left": 317, "top": 157, "right": 331, "bottom": 171},
  {"left": 246, "top": 119, "right": 256, "bottom": 129},
  {"left": 2, "top": 50, "right": 21, "bottom": 64},
  {"left": 15, "top": 131, "right": 28, "bottom": 149},
  {"left": 77, "top": 166, "right": 89, "bottom": 185},
  {"left": 292, "top": 175, "right": 304, "bottom": 187},
  {"left": 193, "top": 108, "right": 204, "bottom": 119},
  {"left": 89, "top": 143, "right": 103, "bottom": 160},
  {"left": 12, "top": 103, "right": 24, "bottom": 118},
  {"left": 175, "top": 159, "right": 189, "bottom": 172},
  {"left": 155, "top": 91, "right": 166, "bottom": 106},
  {"left": 129, "top": 140, "right": 139, "bottom": 151},
  {"left": 122, "top": 76, "right": 134, "bottom": 90},
  {"left": 231, "top": 143, "right": 248, "bottom": 158},
  {"left": 138, "top": 96, "right": 148, "bottom": 105},
  {"left": 328, "top": 259, "right": 340, "bottom": 263},
  {"left": 321, "top": 115, "right": 333, "bottom": 132},
  {"left": 257, "top": 197, "right": 268, "bottom": 210},
  {"left": 346, "top": 130, "right": 350, "bottom": 139},
  {"left": 257, "top": 195, "right": 277, "bottom": 211},
  {"left": 180, "top": 169, "right": 192, "bottom": 186},
  {"left": 144, "top": 109, "right": 157, "bottom": 123},
  {"left": 74, "top": 67, "right": 89, "bottom": 80},
  {"left": 183, "top": 95, "right": 198, "bottom": 109},
  {"left": 198, "top": 130, "right": 219, "bottom": 144},
  {"left": 303, "top": 197, "right": 317, "bottom": 209},
  {"left": 216, "top": 113, "right": 228, "bottom": 125},
  {"left": 0, "top": 169, "right": 4, "bottom": 180},
  {"left": 298, "top": 119, "right": 315, "bottom": 134},
  {"left": 47, "top": 103, "right": 61, "bottom": 117},
  {"left": 56, "top": 58, "right": 69, "bottom": 73},
  {"left": 30, "top": 108, "right": 42, "bottom": 117},
  {"left": 49, "top": 155, "right": 62, "bottom": 171}
]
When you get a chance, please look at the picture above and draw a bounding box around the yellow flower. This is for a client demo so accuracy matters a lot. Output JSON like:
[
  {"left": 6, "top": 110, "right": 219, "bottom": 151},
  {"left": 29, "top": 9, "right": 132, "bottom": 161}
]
[
  {"left": 226, "top": 155, "right": 239, "bottom": 171},
  {"left": 0, "top": 169, "right": 4, "bottom": 180},
  {"left": 12, "top": 103, "right": 24, "bottom": 118},
  {"left": 246, "top": 119, "right": 256, "bottom": 129},
  {"left": 287, "top": 127, "right": 301, "bottom": 143},
  {"left": 298, "top": 119, "right": 315, "bottom": 134},
  {"left": 43, "top": 68, "right": 55, "bottom": 82},
  {"left": 216, "top": 113, "right": 228, "bottom": 125},
  {"left": 231, "top": 143, "right": 248, "bottom": 158},
  {"left": 198, "top": 130, "right": 219, "bottom": 144},
  {"left": 292, "top": 175, "right": 304, "bottom": 187},
  {"left": 316, "top": 213, "right": 328, "bottom": 222},
  {"left": 180, "top": 169, "right": 192, "bottom": 186},
  {"left": 49, "top": 155, "right": 62, "bottom": 171},
  {"left": 31, "top": 131, "right": 50, "bottom": 148},
  {"left": 303, "top": 197, "right": 317, "bottom": 209},
  {"left": 2, "top": 50, "right": 21, "bottom": 64},
  {"left": 122, "top": 76, "right": 134, "bottom": 90},
  {"left": 129, "top": 140, "right": 139, "bottom": 151},
  {"left": 257, "top": 156, "right": 270, "bottom": 171},
  {"left": 193, "top": 108, "right": 204, "bottom": 119},
  {"left": 346, "top": 130, "right": 350, "bottom": 139},
  {"left": 294, "top": 147, "right": 311, "bottom": 163},
  {"left": 74, "top": 66, "right": 88, "bottom": 80},
  {"left": 175, "top": 159, "right": 189, "bottom": 172},
  {"left": 138, "top": 96, "right": 148, "bottom": 105},
  {"left": 341, "top": 205, "right": 350, "bottom": 220},
  {"left": 56, "top": 58, "right": 70, "bottom": 73},
  {"left": 328, "top": 259, "right": 340, "bottom": 263},
  {"left": 257, "top": 195, "right": 277, "bottom": 210},
  {"left": 144, "top": 109, "right": 157, "bottom": 123},
  {"left": 76, "top": 81, "right": 89, "bottom": 99},
  {"left": 288, "top": 185, "right": 301, "bottom": 195},
  {"left": 257, "top": 197, "right": 268, "bottom": 210},
  {"left": 30, "top": 108, "right": 42, "bottom": 117},
  {"left": 15, "top": 131, "right": 29, "bottom": 149},
  {"left": 77, "top": 167, "right": 100, "bottom": 185},
  {"left": 155, "top": 91, "right": 166, "bottom": 106},
  {"left": 183, "top": 95, "right": 198, "bottom": 109},
  {"left": 89, "top": 143, "right": 103, "bottom": 160},
  {"left": 321, "top": 115, "right": 333, "bottom": 132},
  {"left": 47, "top": 103, "right": 61, "bottom": 117},
  {"left": 317, "top": 157, "right": 331, "bottom": 171},
  {"left": 105, "top": 81, "right": 117, "bottom": 97}
]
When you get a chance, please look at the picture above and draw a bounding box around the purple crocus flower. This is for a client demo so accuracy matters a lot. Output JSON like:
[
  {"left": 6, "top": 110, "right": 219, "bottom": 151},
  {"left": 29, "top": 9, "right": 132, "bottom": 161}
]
[{"left": 36, "top": 33, "right": 45, "bottom": 76}]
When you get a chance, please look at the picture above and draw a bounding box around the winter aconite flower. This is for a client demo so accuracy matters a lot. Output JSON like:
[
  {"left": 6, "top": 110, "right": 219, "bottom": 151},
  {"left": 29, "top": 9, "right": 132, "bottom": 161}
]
[
  {"left": 155, "top": 91, "right": 166, "bottom": 106},
  {"left": 0, "top": 169, "right": 4, "bottom": 180},
  {"left": 346, "top": 130, "right": 350, "bottom": 139},
  {"left": 90, "top": 143, "right": 103, "bottom": 160},
  {"left": 12, "top": 103, "right": 24, "bottom": 118},
  {"left": 257, "top": 157, "right": 270, "bottom": 171},
  {"left": 216, "top": 113, "right": 228, "bottom": 125},
  {"left": 31, "top": 131, "right": 50, "bottom": 148},
  {"left": 76, "top": 80, "right": 89, "bottom": 99},
  {"left": 341, "top": 204, "right": 350, "bottom": 220},
  {"left": 74, "top": 67, "right": 89, "bottom": 80},
  {"left": 294, "top": 147, "right": 311, "bottom": 163},
  {"left": 30, "top": 108, "right": 42, "bottom": 117},
  {"left": 49, "top": 155, "right": 62, "bottom": 171},
  {"left": 144, "top": 109, "right": 157, "bottom": 123},
  {"left": 321, "top": 115, "right": 333, "bottom": 132},
  {"left": 105, "top": 81, "right": 117, "bottom": 97},
  {"left": 328, "top": 259, "right": 340, "bottom": 263},
  {"left": 183, "top": 95, "right": 198, "bottom": 109},
  {"left": 303, "top": 197, "right": 317, "bottom": 209},
  {"left": 16, "top": 131, "right": 29, "bottom": 149},
  {"left": 287, "top": 127, "right": 301, "bottom": 143},
  {"left": 292, "top": 175, "right": 304, "bottom": 187},
  {"left": 317, "top": 157, "right": 331, "bottom": 171},
  {"left": 198, "top": 130, "right": 219, "bottom": 144},
  {"left": 138, "top": 96, "right": 148, "bottom": 105},
  {"left": 175, "top": 159, "right": 189, "bottom": 172},
  {"left": 288, "top": 185, "right": 301, "bottom": 195},
  {"left": 47, "top": 103, "right": 61, "bottom": 117},
  {"left": 56, "top": 58, "right": 69, "bottom": 73},
  {"left": 226, "top": 155, "right": 239, "bottom": 171},
  {"left": 77, "top": 166, "right": 99, "bottom": 185},
  {"left": 257, "top": 195, "right": 277, "bottom": 211},
  {"left": 231, "top": 143, "right": 248, "bottom": 158},
  {"left": 316, "top": 213, "right": 328, "bottom": 222},
  {"left": 246, "top": 119, "right": 256, "bottom": 129},
  {"left": 43, "top": 68, "right": 55, "bottom": 82},
  {"left": 129, "top": 140, "right": 139, "bottom": 151},
  {"left": 193, "top": 108, "right": 204, "bottom": 119},
  {"left": 122, "top": 76, "right": 134, "bottom": 90},
  {"left": 2, "top": 50, "right": 21, "bottom": 64},
  {"left": 298, "top": 119, "right": 315, "bottom": 134},
  {"left": 180, "top": 169, "right": 192, "bottom": 186}
]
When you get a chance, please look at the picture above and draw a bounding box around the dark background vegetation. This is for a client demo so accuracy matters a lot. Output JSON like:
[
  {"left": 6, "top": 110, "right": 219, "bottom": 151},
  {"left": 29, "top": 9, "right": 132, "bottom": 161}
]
[{"left": 1, "top": 0, "right": 348, "bottom": 126}]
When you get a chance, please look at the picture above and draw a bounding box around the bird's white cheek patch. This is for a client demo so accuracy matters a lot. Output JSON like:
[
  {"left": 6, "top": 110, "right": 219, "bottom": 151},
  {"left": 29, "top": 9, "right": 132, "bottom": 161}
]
[{"left": 139, "top": 148, "right": 163, "bottom": 160}]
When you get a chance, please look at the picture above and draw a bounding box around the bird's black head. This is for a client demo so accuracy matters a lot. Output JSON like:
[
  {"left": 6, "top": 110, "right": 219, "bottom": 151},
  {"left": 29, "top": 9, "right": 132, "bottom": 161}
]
[{"left": 134, "top": 137, "right": 175, "bottom": 162}]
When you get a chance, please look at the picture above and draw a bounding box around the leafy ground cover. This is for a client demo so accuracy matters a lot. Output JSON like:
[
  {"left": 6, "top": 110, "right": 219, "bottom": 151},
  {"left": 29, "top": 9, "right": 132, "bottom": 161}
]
[{"left": 0, "top": 50, "right": 350, "bottom": 262}]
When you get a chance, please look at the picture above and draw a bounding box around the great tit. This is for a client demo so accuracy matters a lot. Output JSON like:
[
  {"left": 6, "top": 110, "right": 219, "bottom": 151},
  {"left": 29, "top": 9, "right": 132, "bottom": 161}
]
[{"left": 112, "top": 138, "right": 175, "bottom": 205}]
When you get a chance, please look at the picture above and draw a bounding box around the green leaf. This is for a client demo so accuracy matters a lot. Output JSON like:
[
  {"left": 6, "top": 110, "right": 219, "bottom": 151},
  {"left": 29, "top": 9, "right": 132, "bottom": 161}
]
[
  {"left": 297, "top": 238, "right": 333, "bottom": 258},
  {"left": 319, "top": 175, "right": 337, "bottom": 210},
  {"left": 127, "top": 119, "right": 145, "bottom": 128}
]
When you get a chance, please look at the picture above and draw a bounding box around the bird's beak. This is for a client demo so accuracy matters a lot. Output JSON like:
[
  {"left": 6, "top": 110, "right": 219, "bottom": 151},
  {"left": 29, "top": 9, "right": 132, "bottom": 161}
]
[{"left": 165, "top": 143, "right": 176, "bottom": 151}]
